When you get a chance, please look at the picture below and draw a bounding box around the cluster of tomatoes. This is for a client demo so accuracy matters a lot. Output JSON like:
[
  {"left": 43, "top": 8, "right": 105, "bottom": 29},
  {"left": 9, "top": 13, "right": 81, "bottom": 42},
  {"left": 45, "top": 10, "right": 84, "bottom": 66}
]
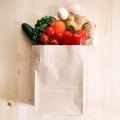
[
  {"left": 40, "top": 27, "right": 61, "bottom": 45},
  {"left": 40, "top": 21, "right": 87, "bottom": 45}
]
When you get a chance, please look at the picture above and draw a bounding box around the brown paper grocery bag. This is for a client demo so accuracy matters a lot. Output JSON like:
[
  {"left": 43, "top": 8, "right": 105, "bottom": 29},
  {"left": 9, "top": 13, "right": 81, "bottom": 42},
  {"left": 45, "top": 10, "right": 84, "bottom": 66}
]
[{"left": 32, "top": 46, "right": 87, "bottom": 115}]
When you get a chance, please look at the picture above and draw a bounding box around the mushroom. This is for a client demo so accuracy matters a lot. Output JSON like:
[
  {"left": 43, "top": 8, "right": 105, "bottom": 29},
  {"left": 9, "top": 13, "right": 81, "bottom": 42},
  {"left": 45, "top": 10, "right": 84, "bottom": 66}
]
[
  {"left": 70, "top": 4, "right": 81, "bottom": 15},
  {"left": 58, "top": 7, "right": 69, "bottom": 20},
  {"left": 57, "top": 7, "right": 78, "bottom": 28},
  {"left": 66, "top": 4, "right": 89, "bottom": 29}
]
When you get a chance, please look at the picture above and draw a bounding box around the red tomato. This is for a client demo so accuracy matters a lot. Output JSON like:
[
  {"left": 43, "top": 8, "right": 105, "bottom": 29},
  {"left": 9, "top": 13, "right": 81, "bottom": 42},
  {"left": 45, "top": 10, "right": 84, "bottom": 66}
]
[
  {"left": 62, "top": 31, "right": 73, "bottom": 45},
  {"left": 50, "top": 39, "right": 59, "bottom": 45},
  {"left": 55, "top": 32, "right": 63, "bottom": 41},
  {"left": 46, "top": 27, "right": 55, "bottom": 37},
  {"left": 40, "top": 34, "right": 49, "bottom": 43}
]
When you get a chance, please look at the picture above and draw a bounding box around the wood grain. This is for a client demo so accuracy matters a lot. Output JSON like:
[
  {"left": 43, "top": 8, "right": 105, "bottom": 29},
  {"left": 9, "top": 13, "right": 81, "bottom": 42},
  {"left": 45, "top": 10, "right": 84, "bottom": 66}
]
[{"left": 0, "top": 0, "right": 120, "bottom": 119}]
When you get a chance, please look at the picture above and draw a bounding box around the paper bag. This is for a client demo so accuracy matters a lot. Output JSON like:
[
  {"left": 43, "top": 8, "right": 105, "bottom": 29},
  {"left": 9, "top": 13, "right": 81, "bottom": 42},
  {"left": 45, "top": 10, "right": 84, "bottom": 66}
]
[{"left": 32, "top": 46, "right": 87, "bottom": 115}]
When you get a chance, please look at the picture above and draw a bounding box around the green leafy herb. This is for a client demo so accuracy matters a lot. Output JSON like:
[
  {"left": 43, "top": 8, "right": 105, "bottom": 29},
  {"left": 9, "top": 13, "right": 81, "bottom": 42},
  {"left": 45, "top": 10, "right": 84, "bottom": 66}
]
[{"left": 32, "top": 16, "right": 55, "bottom": 45}]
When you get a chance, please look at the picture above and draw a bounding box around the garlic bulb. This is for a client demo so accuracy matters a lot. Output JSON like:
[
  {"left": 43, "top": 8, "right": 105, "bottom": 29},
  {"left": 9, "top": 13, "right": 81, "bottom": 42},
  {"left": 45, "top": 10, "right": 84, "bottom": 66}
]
[
  {"left": 70, "top": 4, "right": 81, "bottom": 15},
  {"left": 58, "top": 7, "right": 69, "bottom": 20}
]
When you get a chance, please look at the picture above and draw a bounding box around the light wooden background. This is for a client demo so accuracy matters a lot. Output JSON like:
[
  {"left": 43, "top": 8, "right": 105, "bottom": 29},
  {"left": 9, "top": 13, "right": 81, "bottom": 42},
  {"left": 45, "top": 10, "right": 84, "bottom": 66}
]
[{"left": 0, "top": 0, "right": 120, "bottom": 120}]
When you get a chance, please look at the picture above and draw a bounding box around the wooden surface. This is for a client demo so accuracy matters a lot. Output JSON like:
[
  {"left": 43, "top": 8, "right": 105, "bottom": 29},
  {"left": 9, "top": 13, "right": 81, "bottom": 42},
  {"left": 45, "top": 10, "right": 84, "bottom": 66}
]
[{"left": 0, "top": 0, "right": 120, "bottom": 119}]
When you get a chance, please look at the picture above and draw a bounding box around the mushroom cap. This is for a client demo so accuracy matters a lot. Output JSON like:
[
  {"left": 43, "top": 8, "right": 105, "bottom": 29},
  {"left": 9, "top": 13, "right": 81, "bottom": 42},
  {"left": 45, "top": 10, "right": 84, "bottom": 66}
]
[
  {"left": 70, "top": 4, "right": 81, "bottom": 15},
  {"left": 58, "top": 7, "right": 69, "bottom": 20}
]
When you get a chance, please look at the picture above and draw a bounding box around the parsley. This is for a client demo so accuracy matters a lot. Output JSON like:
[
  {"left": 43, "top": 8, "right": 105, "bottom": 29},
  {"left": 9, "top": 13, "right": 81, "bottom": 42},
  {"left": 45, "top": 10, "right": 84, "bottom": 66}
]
[{"left": 32, "top": 16, "right": 55, "bottom": 45}]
